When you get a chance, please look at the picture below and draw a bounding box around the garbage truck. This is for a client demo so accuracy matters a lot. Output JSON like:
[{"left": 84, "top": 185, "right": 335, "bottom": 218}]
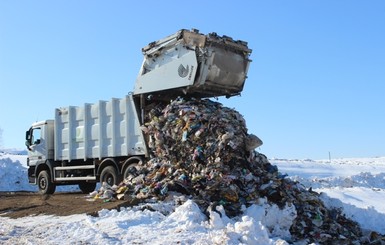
[{"left": 25, "top": 29, "right": 252, "bottom": 194}]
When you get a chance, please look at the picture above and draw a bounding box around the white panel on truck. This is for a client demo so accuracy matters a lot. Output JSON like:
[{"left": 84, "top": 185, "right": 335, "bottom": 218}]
[{"left": 54, "top": 94, "right": 147, "bottom": 161}]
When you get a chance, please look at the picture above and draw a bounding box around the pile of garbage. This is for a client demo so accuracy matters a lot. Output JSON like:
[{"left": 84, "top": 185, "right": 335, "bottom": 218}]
[{"left": 93, "top": 97, "right": 382, "bottom": 244}]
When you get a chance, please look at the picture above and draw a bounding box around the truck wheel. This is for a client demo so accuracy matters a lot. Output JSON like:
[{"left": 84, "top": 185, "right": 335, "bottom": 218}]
[
  {"left": 38, "top": 170, "right": 56, "bottom": 194},
  {"left": 79, "top": 182, "right": 96, "bottom": 194},
  {"left": 123, "top": 163, "right": 139, "bottom": 180},
  {"left": 100, "top": 166, "right": 118, "bottom": 186}
]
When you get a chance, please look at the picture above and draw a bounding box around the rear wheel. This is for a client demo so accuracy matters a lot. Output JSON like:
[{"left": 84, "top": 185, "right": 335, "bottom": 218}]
[
  {"left": 38, "top": 170, "right": 56, "bottom": 194},
  {"left": 79, "top": 182, "right": 96, "bottom": 194},
  {"left": 123, "top": 162, "right": 140, "bottom": 180},
  {"left": 100, "top": 166, "right": 118, "bottom": 186}
]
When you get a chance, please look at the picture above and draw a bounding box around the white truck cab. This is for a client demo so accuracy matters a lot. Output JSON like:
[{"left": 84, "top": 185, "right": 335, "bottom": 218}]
[{"left": 25, "top": 120, "right": 54, "bottom": 168}]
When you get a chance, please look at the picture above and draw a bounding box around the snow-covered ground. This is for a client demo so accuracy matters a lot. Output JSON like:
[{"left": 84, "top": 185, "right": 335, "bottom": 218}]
[
  {"left": 1, "top": 152, "right": 384, "bottom": 244},
  {"left": 273, "top": 157, "right": 385, "bottom": 235}
]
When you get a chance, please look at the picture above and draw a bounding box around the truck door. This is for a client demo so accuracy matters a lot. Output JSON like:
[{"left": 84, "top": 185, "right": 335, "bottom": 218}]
[{"left": 26, "top": 126, "right": 47, "bottom": 166}]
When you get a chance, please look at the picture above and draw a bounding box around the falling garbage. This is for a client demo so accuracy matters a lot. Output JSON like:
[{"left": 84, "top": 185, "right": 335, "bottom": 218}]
[{"left": 90, "top": 97, "right": 384, "bottom": 244}]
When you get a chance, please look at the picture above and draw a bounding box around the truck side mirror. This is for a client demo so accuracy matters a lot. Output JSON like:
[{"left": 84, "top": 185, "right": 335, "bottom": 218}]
[{"left": 25, "top": 129, "right": 32, "bottom": 150}]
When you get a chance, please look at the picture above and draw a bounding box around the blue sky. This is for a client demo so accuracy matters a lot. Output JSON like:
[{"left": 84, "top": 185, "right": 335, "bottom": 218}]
[{"left": 1, "top": 1, "right": 384, "bottom": 159}]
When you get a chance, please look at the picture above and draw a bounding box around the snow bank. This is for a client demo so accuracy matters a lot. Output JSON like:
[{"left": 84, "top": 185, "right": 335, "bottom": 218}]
[{"left": 0, "top": 154, "right": 36, "bottom": 192}]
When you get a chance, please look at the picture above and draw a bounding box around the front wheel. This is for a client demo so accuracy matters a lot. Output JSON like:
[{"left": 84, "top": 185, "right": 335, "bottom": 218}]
[
  {"left": 100, "top": 166, "right": 118, "bottom": 186},
  {"left": 37, "top": 170, "right": 56, "bottom": 194}
]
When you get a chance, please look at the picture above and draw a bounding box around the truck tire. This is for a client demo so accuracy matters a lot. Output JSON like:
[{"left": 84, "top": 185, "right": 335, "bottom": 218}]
[
  {"left": 123, "top": 163, "right": 139, "bottom": 180},
  {"left": 100, "top": 166, "right": 118, "bottom": 186},
  {"left": 38, "top": 170, "right": 56, "bottom": 194},
  {"left": 79, "top": 182, "right": 96, "bottom": 194}
]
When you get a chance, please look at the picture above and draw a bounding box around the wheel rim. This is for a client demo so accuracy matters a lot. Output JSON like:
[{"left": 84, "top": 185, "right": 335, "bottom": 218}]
[
  {"left": 106, "top": 174, "right": 114, "bottom": 186},
  {"left": 39, "top": 177, "right": 47, "bottom": 190},
  {"left": 124, "top": 163, "right": 138, "bottom": 179}
]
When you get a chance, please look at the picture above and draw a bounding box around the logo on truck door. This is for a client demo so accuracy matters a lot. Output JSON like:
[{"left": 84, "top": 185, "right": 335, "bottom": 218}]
[{"left": 178, "top": 64, "right": 189, "bottom": 78}]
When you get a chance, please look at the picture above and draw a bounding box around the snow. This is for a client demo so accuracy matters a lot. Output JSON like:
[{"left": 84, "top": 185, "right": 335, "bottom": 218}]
[
  {"left": 1, "top": 152, "right": 385, "bottom": 244},
  {"left": 274, "top": 157, "right": 385, "bottom": 234}
]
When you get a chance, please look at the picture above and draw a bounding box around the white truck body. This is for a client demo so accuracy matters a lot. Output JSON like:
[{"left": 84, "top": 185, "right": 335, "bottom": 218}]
[{"left": 54, "top": 94, "right": 146, "bottom": 162}]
